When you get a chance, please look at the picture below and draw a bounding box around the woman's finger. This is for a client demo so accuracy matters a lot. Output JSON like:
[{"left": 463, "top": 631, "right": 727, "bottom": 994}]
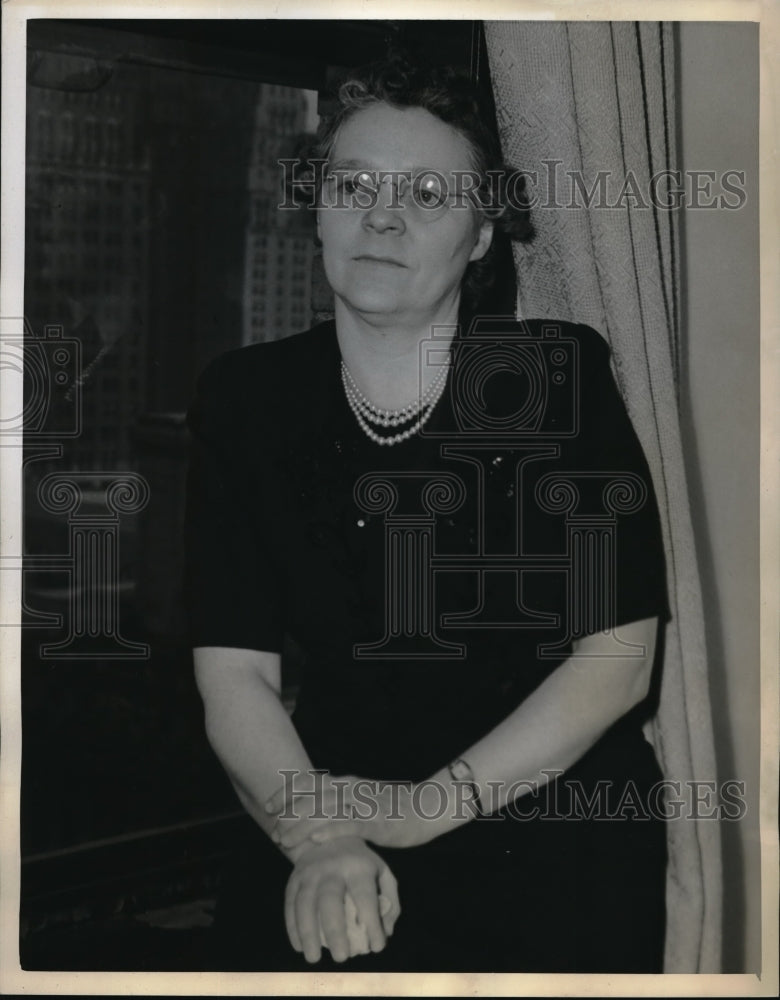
[
  {"left": 317, "top": 879, "right": 350, "bottom": 963},
  {"left": 276, "top": 816, "right": 334, "bottom": 849},
  {"left": 377, "top": 864, "right": 401, "bottom": 936},
  {"left": 342, "top": 892, "right": 371, "bottom": 956},
  {"left": 273, "top": 795, "right": 361, "bottom": 848},
  {"left": 294, "top": 884, "right": 321, "bottom": 963},
  {"left": 269, "top": 779, "right": 349, "bottom": 823},
  {"left": 348, "top": 877, "right": 386, "bottom": 954},
  {"left": 284, "top": 877, "right": 303, "bottom": 953},
  {"left": 309, "top": 819, "right": 361, "bottom": 844}
]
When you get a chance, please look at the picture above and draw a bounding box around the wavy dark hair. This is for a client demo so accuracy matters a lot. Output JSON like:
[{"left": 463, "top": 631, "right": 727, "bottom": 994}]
[{"left": 314, "top": 55, "right": 533, "bottom": 315}]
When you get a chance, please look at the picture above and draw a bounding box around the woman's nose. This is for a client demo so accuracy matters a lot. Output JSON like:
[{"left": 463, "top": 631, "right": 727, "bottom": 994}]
[{"left": 362, "top": 182, "right": 406, "bottom": 233}]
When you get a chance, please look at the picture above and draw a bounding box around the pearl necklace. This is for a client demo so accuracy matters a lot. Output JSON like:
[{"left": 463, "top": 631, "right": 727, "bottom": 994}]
[{"left": 341, "top": 357, "right": 450, "bottom": 446}]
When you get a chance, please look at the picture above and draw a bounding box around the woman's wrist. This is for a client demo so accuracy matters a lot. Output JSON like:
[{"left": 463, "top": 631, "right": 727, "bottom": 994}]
[
  {"left": 286, "top": 832, "right": 365, "bottom": 866},
  {"left": 284, "top": 837, "right": 323, "bottom": 865},
  {"left": 410, "top": 769, "right": 480, "bottom": 846},
  {"left": 264, "top": 771, "right": 483, "bottom": 854}
]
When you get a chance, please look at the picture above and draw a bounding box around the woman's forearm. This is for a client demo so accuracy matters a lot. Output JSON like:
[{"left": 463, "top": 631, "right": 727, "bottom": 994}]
[
  {"left": 417, "top": 617, "right": 659, "bottom": 841},
  {"left": 193, "top": 646, "right": 314, "bottom": 862},
  {"left": 241, "top": 618, "right": 659, "bottom": 855}
]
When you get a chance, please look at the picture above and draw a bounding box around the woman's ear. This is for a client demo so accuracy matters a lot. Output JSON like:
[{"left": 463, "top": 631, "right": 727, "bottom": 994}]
[{"left": 469, "top": 219, "right": 494, "bottom": 263}]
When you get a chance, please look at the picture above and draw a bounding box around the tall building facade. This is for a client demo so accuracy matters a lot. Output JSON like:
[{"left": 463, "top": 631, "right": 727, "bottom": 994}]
[
  {"left": 243, "top": 84, "right": 315, "bottom": 345},
  {"left": 25, "top": 59, "right": 151, "bottom": 472},
  {"left": 25, "top": 56, "right": 317, "bottom": 475}
]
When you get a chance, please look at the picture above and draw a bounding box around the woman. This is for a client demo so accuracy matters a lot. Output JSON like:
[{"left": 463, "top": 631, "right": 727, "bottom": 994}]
[{"left": 185, "top": 57, "right": 670, "bottom": 973}]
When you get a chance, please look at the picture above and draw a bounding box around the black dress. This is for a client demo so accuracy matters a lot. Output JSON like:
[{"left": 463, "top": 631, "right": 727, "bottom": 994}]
[{"left": 184, "top": 317, "right": 671, "bottom": 973}]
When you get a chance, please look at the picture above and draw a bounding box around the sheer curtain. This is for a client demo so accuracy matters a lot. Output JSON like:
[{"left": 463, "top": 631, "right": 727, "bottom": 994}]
[{"left": 485, "top": 21, "right": 721, "bottom": 973}]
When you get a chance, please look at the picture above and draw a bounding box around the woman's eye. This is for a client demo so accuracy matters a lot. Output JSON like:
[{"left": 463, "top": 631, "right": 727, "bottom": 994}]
[
  {"left": 329, "top": 174, "right": 361, "bottom": 195},
  {"left": 352, "top": 172, "right": 375, "bottom": 193},
  {"left": 413, "top": 177, "right": 448, "bottom": 209},
  {"left": 332, "top": 175, "right": 358, "bottom": 195}
]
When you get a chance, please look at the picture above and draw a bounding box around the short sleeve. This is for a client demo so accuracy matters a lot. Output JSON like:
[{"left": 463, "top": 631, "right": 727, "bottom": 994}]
[
  {"left": 562, "top": 324, "right": 672, "bottom": 632},
  {"left": 183, "top": 354, "right": 285, "bottom": 653}
]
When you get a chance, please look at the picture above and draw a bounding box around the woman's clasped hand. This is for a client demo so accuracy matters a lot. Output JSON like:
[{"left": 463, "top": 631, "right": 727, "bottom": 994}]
[
  {"left": 270, "top": 772, "right": 434, "bottom": 963},
  {"left": 283, "top": 834, "right": 400, "bottom": 963}
]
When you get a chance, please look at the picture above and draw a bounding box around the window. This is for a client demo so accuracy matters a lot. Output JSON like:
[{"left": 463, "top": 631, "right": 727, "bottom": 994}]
[{"left": 20, "top": 17, "right": 477, "bottom": 912}]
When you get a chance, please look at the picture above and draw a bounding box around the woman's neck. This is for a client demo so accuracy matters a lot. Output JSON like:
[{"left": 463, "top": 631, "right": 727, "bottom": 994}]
[{"left": 334, "top": 300, "right": 459, "bottom": 412}]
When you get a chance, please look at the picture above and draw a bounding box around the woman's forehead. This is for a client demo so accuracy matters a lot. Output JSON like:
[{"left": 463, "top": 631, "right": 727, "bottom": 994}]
[{"left": 330, "top": 103, "right": 475, "bottom": 173}]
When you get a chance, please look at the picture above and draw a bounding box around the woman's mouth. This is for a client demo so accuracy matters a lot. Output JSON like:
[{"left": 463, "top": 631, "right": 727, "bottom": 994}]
[{"left": 353, "top": 255, "right": 407, "bottom": 267}]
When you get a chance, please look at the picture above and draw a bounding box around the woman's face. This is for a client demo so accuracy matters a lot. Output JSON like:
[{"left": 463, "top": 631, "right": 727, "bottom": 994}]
[{"left": 317, "top": 102, "right": 493, "bottom": 328}]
